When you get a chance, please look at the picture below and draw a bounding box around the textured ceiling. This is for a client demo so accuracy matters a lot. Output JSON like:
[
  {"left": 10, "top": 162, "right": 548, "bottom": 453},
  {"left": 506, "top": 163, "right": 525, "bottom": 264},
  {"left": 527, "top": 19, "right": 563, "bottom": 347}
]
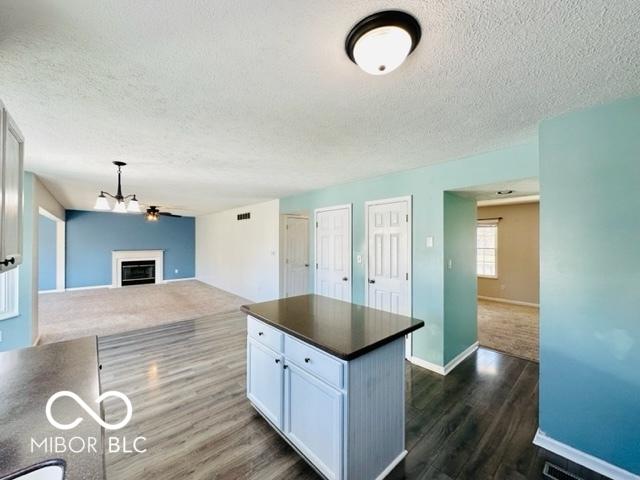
[{"left": 1, "top": 0, "right": 639, "bottom": 215}]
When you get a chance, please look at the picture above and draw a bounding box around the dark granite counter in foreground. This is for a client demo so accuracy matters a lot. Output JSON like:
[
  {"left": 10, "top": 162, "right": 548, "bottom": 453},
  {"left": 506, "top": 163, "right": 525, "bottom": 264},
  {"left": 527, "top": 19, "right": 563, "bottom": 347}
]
[
  {"left": 0, "top": 337, "right": 104, "bottom": 480},
  {"left": 241, "top": 294, "right": 424, "bottom": 360}
]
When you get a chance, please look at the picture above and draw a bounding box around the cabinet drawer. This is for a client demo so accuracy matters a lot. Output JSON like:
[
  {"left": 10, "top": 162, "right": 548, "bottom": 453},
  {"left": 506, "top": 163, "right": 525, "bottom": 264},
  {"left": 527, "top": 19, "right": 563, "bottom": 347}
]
[
  {"left": 247, "top": 316, "right": 284, "bottom": 353},
  {"left": 284, "top": 336, "right": 343, "bottom": 389}
]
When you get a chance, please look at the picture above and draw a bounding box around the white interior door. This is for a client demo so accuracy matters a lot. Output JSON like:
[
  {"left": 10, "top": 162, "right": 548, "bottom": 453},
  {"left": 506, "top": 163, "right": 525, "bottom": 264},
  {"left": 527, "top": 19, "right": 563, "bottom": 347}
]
[
  {"left": 285, "top": 216, "right": 309, "bottom": 297},
  {"left": 366, "top": 198, "right": 412, "bottom": 354},
  {"left": 315, "top": 205, "right": 352, "bottom": 302}
]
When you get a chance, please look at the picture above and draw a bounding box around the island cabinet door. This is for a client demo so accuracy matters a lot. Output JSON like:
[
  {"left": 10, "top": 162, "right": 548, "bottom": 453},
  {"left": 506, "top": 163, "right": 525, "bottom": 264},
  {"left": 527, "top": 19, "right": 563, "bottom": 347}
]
[
  {"left": 284, "top": 363, "right": 343, "bottom": 480},
  {"left": 247, "top": 339, "right": 284, "bottom": 429}
]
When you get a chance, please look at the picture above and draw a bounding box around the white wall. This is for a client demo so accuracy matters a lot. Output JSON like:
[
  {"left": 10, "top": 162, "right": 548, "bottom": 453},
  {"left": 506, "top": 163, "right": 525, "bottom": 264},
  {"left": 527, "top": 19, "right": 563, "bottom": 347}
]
[{"left": 196, "top": 199, "right": 280, "bottom": 302}]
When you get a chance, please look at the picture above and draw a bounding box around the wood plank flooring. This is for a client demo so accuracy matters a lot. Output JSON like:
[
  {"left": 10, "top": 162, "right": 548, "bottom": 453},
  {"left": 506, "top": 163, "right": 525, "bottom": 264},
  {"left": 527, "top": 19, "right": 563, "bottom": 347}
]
[{"left": 98, "top": 312, "right": 609, "bottom": 480}]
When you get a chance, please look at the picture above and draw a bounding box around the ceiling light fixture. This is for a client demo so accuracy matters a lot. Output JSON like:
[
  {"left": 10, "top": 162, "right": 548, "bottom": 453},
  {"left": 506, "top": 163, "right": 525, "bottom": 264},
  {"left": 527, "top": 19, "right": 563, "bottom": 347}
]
[
  {"left": 93, "top": 161, "right": 141, "bottom": 213},
  {"left": 346, "top": 10, "right": 421, "bottom": 75},
  {"left": 497, "top": 190, "right": 514, "bottom": 195}
]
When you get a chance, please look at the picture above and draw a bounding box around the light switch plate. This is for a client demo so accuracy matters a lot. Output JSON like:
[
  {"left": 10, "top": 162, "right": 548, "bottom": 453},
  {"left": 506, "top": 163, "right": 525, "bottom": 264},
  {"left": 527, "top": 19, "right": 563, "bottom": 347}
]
[
  {"left": 447, "top": 259, "right": 453, "bottom": 269},
  {"left": 356, "top": 255, "right": 362, "bottom": 264},
  {"left": 426, "top": 236, "right": 434, "bottom": 248}
]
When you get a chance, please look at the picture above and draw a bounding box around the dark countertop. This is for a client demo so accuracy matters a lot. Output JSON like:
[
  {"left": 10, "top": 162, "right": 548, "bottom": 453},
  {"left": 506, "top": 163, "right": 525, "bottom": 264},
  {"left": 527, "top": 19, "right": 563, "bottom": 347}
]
[
  {"left": 0, "top": 337, "right": 105, "bottom": 480},
  {"left": 241, "top": 294, "right": 425, "bottom": 360}
]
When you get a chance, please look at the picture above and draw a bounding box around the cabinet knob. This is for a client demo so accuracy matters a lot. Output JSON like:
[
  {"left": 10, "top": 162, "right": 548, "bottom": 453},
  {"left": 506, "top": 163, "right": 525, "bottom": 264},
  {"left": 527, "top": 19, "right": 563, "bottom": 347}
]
[
  {"left": 275, "top": 359, "right": 280, "bottom": 364},
  {"left": 304, "top": 357, "right": 311, "bottom": 363},
  {"left": 1, "top": 257, "right": 15, "bottom": 267},
  {"left": 258, "top": 332, "right": 264, "bottom": 336},
  {"left": 368, "top": 279, "right": 375, "bottom": 284},
  {"left": 283, "top": 365, "right": 288, "bottom": 370},
  {"left": 342, "top": 277, "right": 348, "bottom": 281}
]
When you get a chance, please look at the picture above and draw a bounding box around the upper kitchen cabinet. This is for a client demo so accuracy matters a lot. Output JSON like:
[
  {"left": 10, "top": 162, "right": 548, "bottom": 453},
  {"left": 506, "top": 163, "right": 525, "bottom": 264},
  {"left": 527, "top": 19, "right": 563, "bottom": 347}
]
[{"left": 0, "top": 100, "right": 24, "bottom": 273}]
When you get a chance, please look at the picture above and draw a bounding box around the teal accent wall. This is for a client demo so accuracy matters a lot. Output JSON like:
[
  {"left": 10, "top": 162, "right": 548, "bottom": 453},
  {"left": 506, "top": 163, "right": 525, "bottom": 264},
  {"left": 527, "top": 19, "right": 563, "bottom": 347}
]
[
  {"left": 281, "top": 141, "right": 538, "bottom": 365},
  {"left": 443, "top": 192, "right": 477, "bottom": 364},
  {"left": 0, "top": 172, "right": 36, "bottom": 352},
  {"left": 38, "top": 214, "right": 57, "bottom": 291},
  {"left": 539, "top": 97, "right": 640, "bottom": 474}
]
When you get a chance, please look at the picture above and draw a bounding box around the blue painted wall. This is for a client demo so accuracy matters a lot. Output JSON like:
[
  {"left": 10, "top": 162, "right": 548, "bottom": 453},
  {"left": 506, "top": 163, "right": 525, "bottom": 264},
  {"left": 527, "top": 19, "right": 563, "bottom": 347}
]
[
  {"left": 65, "top": 210, "right": 195, "bottom": 288},
  {"left": 539, "top": 97, "right": 640, "bottom": 474},
  {"left": 38, "top": 215, "right": 57, "bottom": 291},
  {"left": 0, "top": 172, "right": 36, "bottom": 352},
  {"left": 443, "top": 192, "right": 477, "bottom": 364},
  {"left": 280, "top": 141, "right": 539, "bottom": 366}
]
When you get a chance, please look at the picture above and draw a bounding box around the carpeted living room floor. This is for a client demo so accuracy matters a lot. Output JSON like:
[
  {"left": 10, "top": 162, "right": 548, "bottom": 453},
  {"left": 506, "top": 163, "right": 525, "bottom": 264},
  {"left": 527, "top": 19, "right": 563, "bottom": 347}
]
[
  {"left": 477, "top": 298, "right": 539, "bottom": 362},
  {"left": 38, "top": 280, "right": 248, "bottom": 344}
]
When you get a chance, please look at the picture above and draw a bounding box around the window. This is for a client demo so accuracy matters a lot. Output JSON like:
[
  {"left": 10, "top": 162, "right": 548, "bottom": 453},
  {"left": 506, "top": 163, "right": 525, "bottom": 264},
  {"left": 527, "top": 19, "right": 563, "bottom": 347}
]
[
  {"left": 0, "top": 268, "right": 19, "bottom": 321},
  {"left": 477, "top": 221, "right": 498, "bottom": 278}
]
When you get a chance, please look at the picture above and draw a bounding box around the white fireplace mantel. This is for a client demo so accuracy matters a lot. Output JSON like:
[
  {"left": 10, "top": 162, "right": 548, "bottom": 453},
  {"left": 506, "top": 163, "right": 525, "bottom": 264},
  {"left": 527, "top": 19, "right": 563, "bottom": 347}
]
[{"left": 112, "top": 250, "right": 164, "bottom": 288}]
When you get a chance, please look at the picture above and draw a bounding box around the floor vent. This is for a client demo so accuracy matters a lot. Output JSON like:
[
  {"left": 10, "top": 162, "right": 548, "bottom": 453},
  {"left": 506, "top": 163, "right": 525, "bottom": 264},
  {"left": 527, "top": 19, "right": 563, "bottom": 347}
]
[{"left": 543, "top": 462, "right": 584, "bottom": 480}]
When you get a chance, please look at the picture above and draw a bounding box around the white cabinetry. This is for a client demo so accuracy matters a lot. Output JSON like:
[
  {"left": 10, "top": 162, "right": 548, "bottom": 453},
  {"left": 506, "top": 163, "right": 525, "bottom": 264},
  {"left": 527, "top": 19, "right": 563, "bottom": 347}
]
[
  {"left": 0, "top": 101, "right": 24, "bottom": 273},
  {"left": 246, "top": 315, "right": 406, "bottom": 480}
]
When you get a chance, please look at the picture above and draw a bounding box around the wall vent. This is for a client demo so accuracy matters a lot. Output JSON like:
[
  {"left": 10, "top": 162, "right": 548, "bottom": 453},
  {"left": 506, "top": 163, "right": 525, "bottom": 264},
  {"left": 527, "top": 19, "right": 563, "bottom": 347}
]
[
  {"left": 237, "top": 212, "right": 251, "bottom": 221},
  {"left": 543, "top": 462, "right": 583, "bottom": 480}
]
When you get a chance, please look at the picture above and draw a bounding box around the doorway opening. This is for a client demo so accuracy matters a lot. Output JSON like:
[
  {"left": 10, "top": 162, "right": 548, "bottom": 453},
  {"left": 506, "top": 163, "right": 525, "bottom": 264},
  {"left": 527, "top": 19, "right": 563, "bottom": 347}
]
[
  {"left": 453, "top": 178, "right": 540, "bottom": 362},
  {"left": 38, "top": 207, "right": 65, "bottom": 293}
]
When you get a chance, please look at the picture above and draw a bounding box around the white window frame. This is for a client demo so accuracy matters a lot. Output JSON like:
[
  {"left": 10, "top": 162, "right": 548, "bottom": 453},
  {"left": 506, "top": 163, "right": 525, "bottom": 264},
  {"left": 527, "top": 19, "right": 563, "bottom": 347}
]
[
  {"left": 0, "top": 267, "right": 19, "bottom": 321},
  {"left": 477, "top": 220, "right": 499, "bottom": 279}
]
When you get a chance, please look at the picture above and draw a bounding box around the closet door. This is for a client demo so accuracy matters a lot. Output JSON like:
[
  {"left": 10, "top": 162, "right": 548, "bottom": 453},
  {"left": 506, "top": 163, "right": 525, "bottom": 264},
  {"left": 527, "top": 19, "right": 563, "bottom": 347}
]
[{"left": 0, "top": 106, "right": 24, "bottom": 272}]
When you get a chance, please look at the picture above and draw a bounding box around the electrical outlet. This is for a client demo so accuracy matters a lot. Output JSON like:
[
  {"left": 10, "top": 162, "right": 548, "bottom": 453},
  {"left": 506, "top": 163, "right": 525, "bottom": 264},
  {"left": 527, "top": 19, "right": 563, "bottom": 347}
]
[
  {"left": 356, "top": 255, "right": 362, "bottom": 264},
  {"left": 447, "top": 259, "right": 453, "bottom": 269},
  {"left": 426, "top": 236, "right": 434, "bottom": 248},
  {"left": 174, "top": 269, "right": 179, "bottom": 274},
  {"left": 0, "top": 330, "right": 3, "bottom": 342}
]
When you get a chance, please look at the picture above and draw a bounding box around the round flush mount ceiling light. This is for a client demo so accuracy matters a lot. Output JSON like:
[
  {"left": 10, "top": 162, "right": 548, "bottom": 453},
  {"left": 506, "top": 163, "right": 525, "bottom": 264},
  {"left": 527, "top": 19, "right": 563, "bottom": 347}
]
[{"left": 346, "top": 10, "right": 421, "bottom": 75}]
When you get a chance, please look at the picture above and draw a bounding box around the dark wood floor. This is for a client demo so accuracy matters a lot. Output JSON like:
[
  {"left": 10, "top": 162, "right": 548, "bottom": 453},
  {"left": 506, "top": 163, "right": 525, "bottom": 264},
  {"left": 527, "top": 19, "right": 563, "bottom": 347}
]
[{"left": 98, "top": 312, "right": 609, "bottom": 480}]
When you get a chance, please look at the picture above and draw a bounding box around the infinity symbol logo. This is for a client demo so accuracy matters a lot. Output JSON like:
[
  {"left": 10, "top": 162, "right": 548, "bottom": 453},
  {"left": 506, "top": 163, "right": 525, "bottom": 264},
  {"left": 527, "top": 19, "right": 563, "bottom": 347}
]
[{"left": 45, "top": 390, "right": 133, "bottom": 431}]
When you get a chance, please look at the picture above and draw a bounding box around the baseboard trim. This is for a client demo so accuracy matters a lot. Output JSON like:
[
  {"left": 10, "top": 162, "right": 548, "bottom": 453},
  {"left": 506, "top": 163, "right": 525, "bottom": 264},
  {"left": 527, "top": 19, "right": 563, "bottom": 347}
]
[
  {"left": 444, "top": 341, "right": 479, "bottom": 374},
  {"left": 533, "top": 429, "right": 639, "bottom": 480},
  {"left": 164, "top": 277, "right": 196, "bottom": 283},
  {"left": 478, "top": 295, "right": 539, "bottom": 307},
  {"left": 375, "top": 450, "right": 407, "bottom": 480},
  {"left": 408, "top": 356, "right": 446, "bottom": 375},
  {"left": 38, "top": 289, "right": 66, "bottom": 294},
  {"left": 65, "top": 285, "right": 111, "bottom": 291},
  {"left": 409, "top": 342, "right": 479, "bottom": 376}
]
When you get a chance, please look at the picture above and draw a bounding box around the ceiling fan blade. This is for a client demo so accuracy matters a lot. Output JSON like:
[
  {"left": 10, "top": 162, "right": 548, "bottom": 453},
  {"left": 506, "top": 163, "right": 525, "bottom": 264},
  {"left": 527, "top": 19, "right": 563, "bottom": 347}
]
[{"left": 158, "top": 212, "right": 182, "bottom": 217}]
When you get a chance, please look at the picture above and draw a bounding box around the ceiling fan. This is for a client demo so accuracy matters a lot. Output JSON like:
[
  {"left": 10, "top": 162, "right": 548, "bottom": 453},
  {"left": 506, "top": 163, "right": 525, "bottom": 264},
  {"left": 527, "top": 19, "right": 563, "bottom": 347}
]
[{"left": 144, "top": 205, "right": 183, "bottom": 221}]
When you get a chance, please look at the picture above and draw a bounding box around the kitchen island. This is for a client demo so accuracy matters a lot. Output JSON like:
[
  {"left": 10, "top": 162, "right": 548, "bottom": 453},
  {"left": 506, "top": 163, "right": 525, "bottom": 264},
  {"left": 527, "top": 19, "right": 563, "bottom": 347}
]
[{"left": 241, "top": 294, "right": 424, "bottom": 480}]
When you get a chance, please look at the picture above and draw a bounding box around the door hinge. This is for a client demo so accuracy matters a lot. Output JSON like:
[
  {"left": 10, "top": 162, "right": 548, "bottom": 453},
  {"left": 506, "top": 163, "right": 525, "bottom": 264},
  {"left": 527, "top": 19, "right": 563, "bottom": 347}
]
[
  {"left": 315, "top": 263, "right": 318, "bottom": 269},
  {"left": 406, "top": 272, "right": 409, "bottom": 280},
  {"left": 406, "top": 214, "right": 409, "bottom": 222},
  {"left": 285, "top": 259, "right": 289, "bottom": 264},
  {"left": 316, "top": 221, "right": 318, "bottom": 228}
]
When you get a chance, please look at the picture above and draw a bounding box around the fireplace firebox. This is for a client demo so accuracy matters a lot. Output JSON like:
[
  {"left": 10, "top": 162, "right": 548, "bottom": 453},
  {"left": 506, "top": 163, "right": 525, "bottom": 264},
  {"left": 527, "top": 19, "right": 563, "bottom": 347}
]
[{"left": 121, "top": 260, "right": 156, "bottom": 286}]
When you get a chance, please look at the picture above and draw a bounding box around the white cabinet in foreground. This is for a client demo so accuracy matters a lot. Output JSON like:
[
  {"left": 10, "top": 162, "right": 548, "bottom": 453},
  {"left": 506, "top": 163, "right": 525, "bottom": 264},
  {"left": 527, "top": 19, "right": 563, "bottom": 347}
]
[{"left": 246, "top": 315, "right": 407, "bottom": 480}]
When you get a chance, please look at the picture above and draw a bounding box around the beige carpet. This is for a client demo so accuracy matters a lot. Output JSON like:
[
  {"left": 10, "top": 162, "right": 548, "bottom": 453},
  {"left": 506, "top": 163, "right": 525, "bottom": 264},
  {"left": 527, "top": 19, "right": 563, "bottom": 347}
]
[
  {"left": 477, "top": 299, "right": 539, "bottom": 362},
  {"left": 38, "top": 280, "right": 248, "bottom": 344}
]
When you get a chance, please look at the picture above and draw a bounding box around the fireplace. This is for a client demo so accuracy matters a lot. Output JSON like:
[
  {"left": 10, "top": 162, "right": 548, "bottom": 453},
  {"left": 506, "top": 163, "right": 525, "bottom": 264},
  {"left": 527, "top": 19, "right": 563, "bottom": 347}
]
[
  {"left": 121, "top": 260, "right": 156, "bottom": 286},
  {"left": 112, "top": 250, "right": 164, "bottom": 288}
]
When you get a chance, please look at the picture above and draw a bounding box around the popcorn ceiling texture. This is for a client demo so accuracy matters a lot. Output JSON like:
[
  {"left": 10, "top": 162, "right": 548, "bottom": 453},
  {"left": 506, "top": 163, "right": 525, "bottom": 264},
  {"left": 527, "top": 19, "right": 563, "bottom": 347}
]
[{"left": 0, "top": 0, "right": 639, "bottom": 215}]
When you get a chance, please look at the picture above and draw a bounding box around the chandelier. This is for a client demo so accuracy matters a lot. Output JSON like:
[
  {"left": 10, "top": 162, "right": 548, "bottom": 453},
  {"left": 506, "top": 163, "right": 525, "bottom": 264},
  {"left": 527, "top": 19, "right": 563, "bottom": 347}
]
[{"left": 94, "top": 161, "right": 140, "bottom": 213}]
